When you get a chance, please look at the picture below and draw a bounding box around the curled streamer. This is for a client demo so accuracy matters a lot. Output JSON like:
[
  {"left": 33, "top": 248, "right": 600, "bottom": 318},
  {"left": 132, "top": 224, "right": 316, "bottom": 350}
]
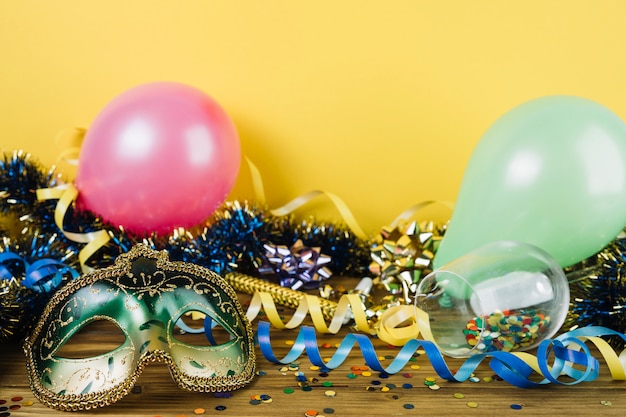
[
  {"left": 222, "top": 272, "right": 420, "bottom": 345},
  {"left": 257, "top": 322, "right": 626, "bottom": 388},
  {"left": 223, "top": 271, "right": 375, "bottom": 334},
  {"left": 0, "top": 252, "right": 78, "bottom": 294},
  {"left": 36, "top": 184, "right": 110, "bottom": 272},
  {"left": 187, "top": 271, "right": 419, "bottom": 346},
  {"left": 0, "top": 240, "right": 79, "bottom": 343},
  {"left": 246, "top": 291, "right": 374, "bottom": 335}
]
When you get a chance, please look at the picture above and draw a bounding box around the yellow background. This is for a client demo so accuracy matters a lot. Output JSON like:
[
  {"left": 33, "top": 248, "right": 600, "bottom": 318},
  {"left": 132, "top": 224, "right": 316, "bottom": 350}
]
[{"left": 1, "top": 1, "right": 625, "bottom": 235}]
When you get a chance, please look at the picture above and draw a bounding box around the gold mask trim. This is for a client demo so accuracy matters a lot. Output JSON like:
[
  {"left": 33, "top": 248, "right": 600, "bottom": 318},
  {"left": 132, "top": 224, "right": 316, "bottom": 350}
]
[{"left": 23, "top": 244, "right": 256, "bottom": 411}]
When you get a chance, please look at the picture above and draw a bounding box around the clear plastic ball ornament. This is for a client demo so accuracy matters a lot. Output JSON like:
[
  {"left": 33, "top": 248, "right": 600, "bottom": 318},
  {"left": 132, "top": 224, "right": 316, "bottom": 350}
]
[{"left": 414, "top": 240, "right": 570, "bottom": 357}]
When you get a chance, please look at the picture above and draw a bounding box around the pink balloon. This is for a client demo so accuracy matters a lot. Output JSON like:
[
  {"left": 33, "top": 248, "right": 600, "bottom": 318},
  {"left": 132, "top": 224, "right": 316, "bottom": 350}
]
[{"left": 75, "top": 82, "right": 241, "bottom": 235}]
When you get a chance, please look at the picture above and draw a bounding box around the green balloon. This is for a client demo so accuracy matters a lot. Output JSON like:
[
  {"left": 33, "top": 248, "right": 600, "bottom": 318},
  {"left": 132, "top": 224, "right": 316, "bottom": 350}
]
[{"left": 434, "top": 96, "right": 626, "bottom": 269}]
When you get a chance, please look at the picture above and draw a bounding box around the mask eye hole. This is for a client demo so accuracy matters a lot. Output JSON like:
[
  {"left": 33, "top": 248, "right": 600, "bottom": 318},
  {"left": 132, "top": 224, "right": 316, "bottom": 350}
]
[
  {"left": 173, "top": 311, "right": 233, "bottom": 347},
  {"left": 55, "top": 318, "right": 126, "bottom": 359}
]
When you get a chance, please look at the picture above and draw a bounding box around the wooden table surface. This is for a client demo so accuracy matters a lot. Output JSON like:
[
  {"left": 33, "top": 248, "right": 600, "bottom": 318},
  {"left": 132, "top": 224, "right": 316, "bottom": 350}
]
[{"left": 1, "top": 288, "right": 625, "bottom": 417}]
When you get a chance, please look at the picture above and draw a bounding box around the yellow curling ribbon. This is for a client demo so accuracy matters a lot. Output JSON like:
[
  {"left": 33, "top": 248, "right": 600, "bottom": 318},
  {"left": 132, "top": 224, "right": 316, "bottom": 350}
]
[
  {"left": 388, "top": 200, "right": 454, "bottom": 229},
  {"left": 376, "top": 305, "right": 421, "bottom": 346},
  {"left": 372, "top": 304, "right": 433, "bottom": 347},
  {"left": 268, "top": 190, "right": 367, "bottom": 240},
  {"left": 224, "top": 273, "right": 418, "bottom": 343},
  {"left": 244, "top": 155, "right": 268, "bottom": 206},
  {"left": 54, "top": 127, "right": 85, "bottom": 167},
  {"left": 509, "top": 351, "right": 545, "bottom": 375},
  {"left": 246, "top": 291, "right": 375, "bottom": 335},
  {"left": 225, "top": 272, "right": 409, "bottom": 341},
  {"left": 557, "top": 335, "right": 626, "bottom": 380},
  {"left": 245, "top": 157, "right": 368, "bottom": 240},
  {"left": 251, "top": 288, "right": 626, "bottom": 382},
  {"left": 35, "top": 183, "right": 110, "bottom": 273}
]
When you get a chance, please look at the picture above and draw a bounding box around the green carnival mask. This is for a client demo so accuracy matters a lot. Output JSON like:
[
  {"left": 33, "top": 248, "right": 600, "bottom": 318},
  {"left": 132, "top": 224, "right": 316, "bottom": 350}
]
[{"left": 23, "top": 244, "right": 255, "bottom": 411}]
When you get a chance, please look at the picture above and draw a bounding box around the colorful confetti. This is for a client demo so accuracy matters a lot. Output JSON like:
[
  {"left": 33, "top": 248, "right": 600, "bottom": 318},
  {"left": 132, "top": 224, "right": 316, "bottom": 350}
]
[{"left": 464, "top": 309, "right": 550, "bottom": 353}]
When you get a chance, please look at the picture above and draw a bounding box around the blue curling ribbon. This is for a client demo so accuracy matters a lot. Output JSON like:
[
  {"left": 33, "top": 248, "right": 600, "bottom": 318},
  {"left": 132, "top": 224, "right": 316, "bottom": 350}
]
[
  {"left": 174, "top": 317, "right": 206, "bottom": 335},
  {"left": 0, "top": 251, "right": 79, "bottom": 293},
  {"left": 174, "top": 315, "right": 220, "bottom": 347},
  {"left": 536, "top": 337, "right": 597, "bottom": 385},
  {"left": 0, "top": 252, "right": 22, "bottom": 280},
  {"left": 256, "top": 321, "right": 622, "bottom": 388}
]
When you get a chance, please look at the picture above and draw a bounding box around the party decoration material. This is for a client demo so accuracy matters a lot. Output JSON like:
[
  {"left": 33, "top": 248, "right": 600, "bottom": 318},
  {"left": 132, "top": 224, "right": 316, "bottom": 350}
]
[
  {"left": 221, "top": 271, "right": 413, "bottom": 346},
  {"left": 0, "top": 150, "right": 61, "bottom": 216},
  {"left": 0, "top": 151, "right": 71, "bottom": 249},
  {"left": 0, "top": 151, "right": 112, "bottom": 273},
  {"left": 463, "top": 309, "right": 551, "bottom": 353},
  {"left": 225, "top": 271, "right": 376, "bottom": 335},
  {"left": 0, "top": 250, "right": 78, "bottom": 342},
  {"left": 104, "top": 200, "right": 370, "bottom": 280},
  {"left": 566, "top": 235, "right": 626, "bottom": 347},
  {"left": 225, "top": 271, "right": 339, "bottom": 321},
  {"left": 23, "top": 244, "right": 255, "bottom": 411},
  {"left": 259, "top": 239, "right": 332, "bottom": 290},
  {"left": 0, "top": 251, "right": 79, "bottom": 294},
  {"left": 290, "top": 217, "right": 371, "bottom": 278},
  {"left": 369, "top": 220, "right": 441, "bottom": 303},
  {"left": 223, "top": 272, "right": 420, "bottom": 346},
  {"left": 265, "top": 188, "right": 368, "bottom": 241},
  {"left": 0, "top": 233, "right": 78, "bottom": 343},
  {"left": 417, "top": 240, "right": 570, "bottom": 357},
  {"left": 36, "top": 184, "right": 110, "bottom": 272},
  {"left": 75, "top": 82, "right": 241, "bottom": 235},
  {"left": 434, "top": 96, "right": 626, "bottom": 269},
  {"left": 0, "top": 275, "right": 38, "bottom": 344},
  {"left": 245, "top": 290, "right": 370, "bottom": 335},
  {"left": 258, "top": 322, "right": 626, "bottom": 387},
  {"left": 192, "top": 200, "right": 269, "bottom": 275},
  {"left": 111, "top": 199, "right": 370, "bottom": 281},
  {"left": 93, "top": 200, "right": 273, "bottom": 274},
  {"left": 244, "top": 156, "right": 371, "bottom": 276},
  {"left": 2, "top": 153, "right": 371, "bottom": 279}
]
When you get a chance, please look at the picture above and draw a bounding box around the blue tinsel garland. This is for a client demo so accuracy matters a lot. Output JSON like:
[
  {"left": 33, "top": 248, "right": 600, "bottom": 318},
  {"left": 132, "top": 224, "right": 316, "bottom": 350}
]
[
  {"left": 0, "top": 151, "right": 372, "bottom": 342},
  {"left": 1, "top": 150, "right": 625, "bottom": 345}
]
